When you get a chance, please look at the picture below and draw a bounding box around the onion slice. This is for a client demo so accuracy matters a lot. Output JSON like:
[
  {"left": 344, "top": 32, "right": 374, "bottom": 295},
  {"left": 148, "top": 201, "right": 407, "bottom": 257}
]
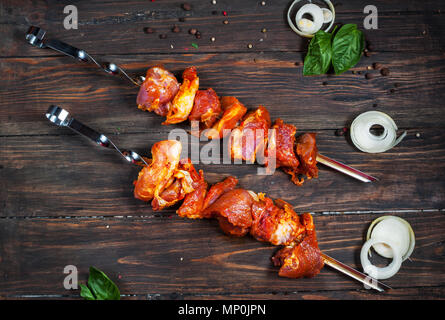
[
  {"left": 360, "top": 238, "right": 402, "bottom": 280},
  {"left": 366, "top": 216, "right": 415, "bottom": 261},
  {"left": 350, "top": 111, "right": 407, "bottom": 153},
  {"left": 295, "top": 4, "right": 324, "bottom": 34},
  {"left": 287, "top": 0, "right": 336, "bottom": 38},
  {"left": 321, "top": 8, "right": 333, "bottom": 23},
  {"left": 247, "top": 190, "right": 259, "bottom": 202}
]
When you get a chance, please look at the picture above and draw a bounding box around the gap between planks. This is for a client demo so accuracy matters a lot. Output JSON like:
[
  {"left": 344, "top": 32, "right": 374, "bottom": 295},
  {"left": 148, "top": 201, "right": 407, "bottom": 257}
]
[
  {"left": 2, "top": 48, "right": 445, "bottom": 60},
  {"left": 4, "top": 284, "right": 445, "bottom": 299},
  {"left": 0, "top": 127, "right": 433, "bottom": 138},
  {"left": 0, "top": 209, "right": 443, "bottom": 220}
]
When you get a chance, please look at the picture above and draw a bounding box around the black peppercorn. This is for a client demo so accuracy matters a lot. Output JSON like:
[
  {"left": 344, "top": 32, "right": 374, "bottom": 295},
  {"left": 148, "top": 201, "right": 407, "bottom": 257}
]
[
  {"left": 381, "top": 68, "right": 390, "bottom": 76},
  {"left": 182, "top": 3, "right": 192, "bottom": 11}
]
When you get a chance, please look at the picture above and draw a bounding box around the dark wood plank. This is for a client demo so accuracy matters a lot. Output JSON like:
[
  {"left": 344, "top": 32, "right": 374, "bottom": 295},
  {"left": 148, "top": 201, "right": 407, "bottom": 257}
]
[
  {"left": 1, "top": 127, "right": 444, "bottom": 217},
  {"left": 0, "top": 211, "right": 443, "bottom": 297},
  {"left": 5, "top": 287, "right": 445, "bottom": 300},
  {"left": 176, "top": 286, "right": 445, "bottom": 300},
  {"left": 2, "top": 0, "right": 444, "bottom": 57},
  {"left": 1, "top": 0, "right": 444, "bottom": 300},
  {"left": 1, "top": 51, "right": 444, "bottom": 137}
]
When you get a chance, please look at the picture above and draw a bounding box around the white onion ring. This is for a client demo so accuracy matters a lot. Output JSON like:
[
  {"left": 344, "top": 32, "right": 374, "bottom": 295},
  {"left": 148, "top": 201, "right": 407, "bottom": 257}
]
[
  {"left": 366, "top": 216, "right": 415, "bottom": 261},
  {"left": 321, "top": 8, "right": 333, "bottom": 23},
  {"left": 360, "top": 238, "right": 402, "bottom": 280},
  {"left": 295, "top": 4, "right": 324, "bottom": 34},
  {"left": 350, "top": 111, "right": 407, "bottom": 153},
  {"left": 247, "top": 190, "right": 259, "bottom": 202},
  {"left": 297, "top": 18, "right": 318, "bottom": 34},
  {"left": 287, "top": 0, "right": 335, "bottom": 38}
]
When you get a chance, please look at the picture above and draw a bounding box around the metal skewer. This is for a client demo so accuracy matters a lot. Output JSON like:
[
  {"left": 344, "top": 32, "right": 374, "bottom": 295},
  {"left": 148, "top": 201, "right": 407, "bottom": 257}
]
[
  {"left": 321, "top": 253, "right": 391, "bottom": 292},
  {"left": 45, "top": 106, "right": 149, "bottom": 166},
  {"left": 27, "top": 27, "right": 378, "bottom": 183},
  {"left": 26, "top": 26, "right": 145, "bottom": 86},
  {"left": 316, "top": 153, "right": 378, "bottom": 183}
]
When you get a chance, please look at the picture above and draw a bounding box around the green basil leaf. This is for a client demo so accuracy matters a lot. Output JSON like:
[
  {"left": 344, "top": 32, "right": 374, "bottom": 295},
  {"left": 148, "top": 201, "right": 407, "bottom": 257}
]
[
  {"left": 332, "top": 24, "right": 364, "bottom": 75},
  {"left": 87, "top": 266, "right": 120, "bottom": 300},
  {"left": 79, "top": 283, "right": 96, "bottom": 300},
  {"left": 303, "top": 30, "right": 333, "bottom": 76}
]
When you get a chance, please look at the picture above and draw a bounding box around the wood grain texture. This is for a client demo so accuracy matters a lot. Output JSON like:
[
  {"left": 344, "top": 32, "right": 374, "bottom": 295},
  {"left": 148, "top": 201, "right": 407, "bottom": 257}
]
[
  {"left": 1, "top": 128, "right": 444, "bottom": 217},
  {"left": 176, "top": 287, "right": 445, "bottom": 300},
  {"left": 0, "top": 0, "right": 444, "bottom": 299},
  {"left": 2, "top": 0, "right": 445, "bottom": 57},
  {"left": 0, "top": 211, "right": 443, "bottom": 298},
  {"left": 1, "top": 51, "right": 444, "bottom": 136}
]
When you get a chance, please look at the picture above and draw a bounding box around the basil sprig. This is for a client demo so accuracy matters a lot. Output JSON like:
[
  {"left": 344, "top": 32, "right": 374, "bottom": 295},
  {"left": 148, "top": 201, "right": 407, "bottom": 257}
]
[
  {"left": 332, "top": 24, "right": 365, "bottom": 74},
  {"left": 303, "top": 24, "right": 364, "bottom": 76},
  {"left": 80, "top": 266, "right": 120, "bottom": 300},
  {"left": 303, "top": 30, "right": 333, "bottom": 76}
]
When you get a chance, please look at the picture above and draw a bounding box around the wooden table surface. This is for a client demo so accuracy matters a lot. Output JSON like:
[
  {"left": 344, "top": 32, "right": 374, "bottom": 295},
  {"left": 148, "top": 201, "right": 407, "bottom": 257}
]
[{"left": 0, "top": 0, "right": 444, "bottom": 300}]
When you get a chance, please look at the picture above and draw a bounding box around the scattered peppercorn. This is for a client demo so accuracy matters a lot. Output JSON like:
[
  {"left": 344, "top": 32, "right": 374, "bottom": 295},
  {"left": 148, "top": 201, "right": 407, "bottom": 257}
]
[
  {"left": 212, "top": 10, "right": 218, "bottom": 15},
  {"left": 159, "top": 34, "right": 167, "bottom": 39},
  {"left": 295, "top": 61, "right": 303, "bottom": 67},
  {"left": 366, "top": 41, "right": 374, "bottom": 51},
  {"left": 365, "top": 73, "right": 374, "bottom": 80},
  {"left": 172, "top": 25, "right": 181, "bottom": 33},
  {"left": 373, "top": 62, "right": 382, "bottom": 70},
  {"left": 195, "top": 31, "right": 202, "bottom": 39},
  {"left": 373, "top": 103, "right": 378, "bottom": 108},
  {"left": 189, "top": 28, "right": 197, "bottom": 35},
  {"left": 182, "top": 3, "right": 192, "bottom": 11},
  {"left": 322, "top": 81, "right": 328, "bottom": 85},
  {"left": 335, "top": 128, "right": 348, "bottom": 136},
  {"left": 179, "top": 17, "right": 186, "bottom": 22},
  {"left": 381, "top": 68, "right": 390, "bottom": 76},
  {"left": 394, "top": 83, "right": 400, "bottom": 88},
  {"left": 390, "top": 88, "right": 395, "bottom": 94},
  {"left": 143, "top": 27, "right": 155, "bottom": 34},
  {"left": 364, "top": 51, "right": 371, "bottom": 57}
]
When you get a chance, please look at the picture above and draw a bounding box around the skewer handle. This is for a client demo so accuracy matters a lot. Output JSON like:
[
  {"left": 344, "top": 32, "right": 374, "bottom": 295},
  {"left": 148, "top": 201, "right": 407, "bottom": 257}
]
[
  {"left": 45, "top": 106, "right": 149, "bottom": 166},
  {"left": 26, "top": 26, "right": 144, "bottom": 86}
]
